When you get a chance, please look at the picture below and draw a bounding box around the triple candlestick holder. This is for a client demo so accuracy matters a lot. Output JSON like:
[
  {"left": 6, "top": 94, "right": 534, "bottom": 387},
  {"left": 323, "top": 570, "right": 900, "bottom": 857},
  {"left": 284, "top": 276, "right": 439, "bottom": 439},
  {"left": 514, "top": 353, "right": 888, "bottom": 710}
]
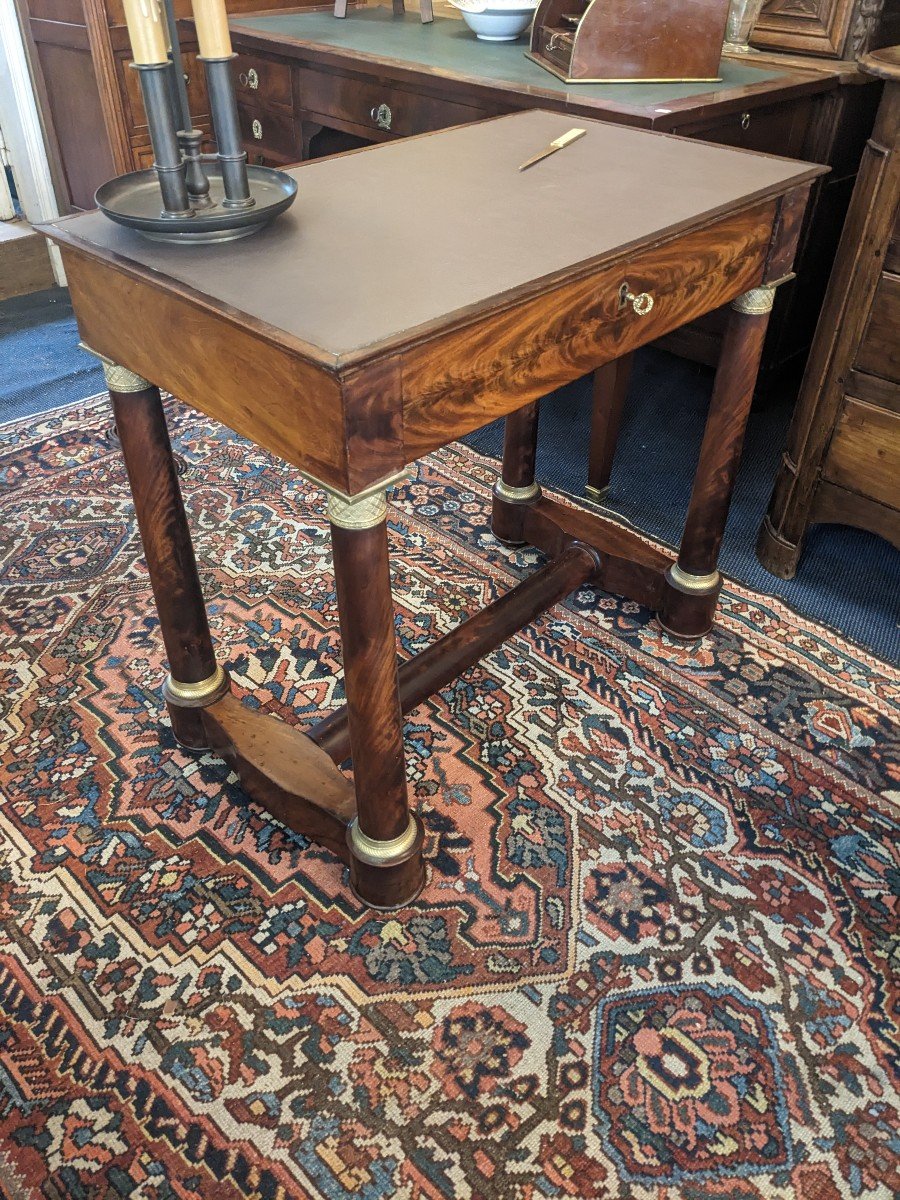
[{"left": 97, "top": 0, "right": 295, "bottom": 243}]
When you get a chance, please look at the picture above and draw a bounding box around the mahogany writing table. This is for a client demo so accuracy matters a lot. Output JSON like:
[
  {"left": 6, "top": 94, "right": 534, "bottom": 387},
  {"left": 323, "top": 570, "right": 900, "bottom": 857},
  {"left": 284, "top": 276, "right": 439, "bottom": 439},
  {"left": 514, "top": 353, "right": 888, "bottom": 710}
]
[{"left": 42, "top": 111, "right": 824, "bottom": 910}]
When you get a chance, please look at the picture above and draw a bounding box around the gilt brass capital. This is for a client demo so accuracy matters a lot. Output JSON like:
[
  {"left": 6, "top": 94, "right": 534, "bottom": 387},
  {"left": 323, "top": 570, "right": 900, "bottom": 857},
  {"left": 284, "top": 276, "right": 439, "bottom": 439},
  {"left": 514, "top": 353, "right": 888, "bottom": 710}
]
[
  {"left": 328, "top": 491, "right": 388, "bottom": 531},
  {"left": 732, "top": 285, "right": 777, "bottom": 316},
  {"left": 80, "top": 343, "right": 151, "bottom": 393},
  {"left": 732, "top": 273, "right": 795, "bottom": 316}
]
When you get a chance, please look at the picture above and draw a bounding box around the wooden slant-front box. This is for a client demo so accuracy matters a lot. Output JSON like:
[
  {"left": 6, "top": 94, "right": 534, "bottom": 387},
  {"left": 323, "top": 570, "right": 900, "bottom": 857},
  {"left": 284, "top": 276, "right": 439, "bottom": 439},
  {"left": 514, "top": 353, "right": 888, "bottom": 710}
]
[{"left": 528, "top": 0, "right": 731, "bottom": 84}]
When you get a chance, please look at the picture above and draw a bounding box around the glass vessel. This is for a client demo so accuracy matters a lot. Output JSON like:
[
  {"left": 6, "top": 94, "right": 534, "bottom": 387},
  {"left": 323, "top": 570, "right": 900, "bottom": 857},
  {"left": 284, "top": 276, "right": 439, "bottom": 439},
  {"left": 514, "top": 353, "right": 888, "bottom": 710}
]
[{"left": 723, "top": 0, "right": 766, "bottom": 53}]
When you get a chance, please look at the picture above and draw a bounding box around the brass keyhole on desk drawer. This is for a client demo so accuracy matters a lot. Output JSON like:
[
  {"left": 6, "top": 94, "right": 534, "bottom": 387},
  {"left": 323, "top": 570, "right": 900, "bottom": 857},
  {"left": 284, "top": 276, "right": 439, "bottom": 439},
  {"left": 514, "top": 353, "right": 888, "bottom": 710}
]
[
  {"left": 371, "top": 103, "right": 392, "bottom": 131},
  {"left": 619, "top": 282, "right": 654, "bottom": 316}
]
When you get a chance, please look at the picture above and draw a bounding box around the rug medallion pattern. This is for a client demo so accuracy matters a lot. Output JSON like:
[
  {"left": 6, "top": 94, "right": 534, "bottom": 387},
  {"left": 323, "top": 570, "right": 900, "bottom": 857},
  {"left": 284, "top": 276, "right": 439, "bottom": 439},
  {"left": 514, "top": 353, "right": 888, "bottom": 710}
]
[{"left": 0, "top": 396, "right": 898, "bottom": 1199}]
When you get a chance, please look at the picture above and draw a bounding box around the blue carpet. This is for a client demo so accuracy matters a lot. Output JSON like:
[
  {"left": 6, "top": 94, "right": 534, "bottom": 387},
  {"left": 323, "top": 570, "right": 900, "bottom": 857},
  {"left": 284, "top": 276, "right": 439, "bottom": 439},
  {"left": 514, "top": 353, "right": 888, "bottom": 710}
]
[
  {"left": 464, "top": 351, "right": 900, "bottom": 665},
  {"left": 2, "top": 287, "right": 897, "bottom": 663},
  {"left": 0, "top": 287, "right": 104, "bottom": 423}
]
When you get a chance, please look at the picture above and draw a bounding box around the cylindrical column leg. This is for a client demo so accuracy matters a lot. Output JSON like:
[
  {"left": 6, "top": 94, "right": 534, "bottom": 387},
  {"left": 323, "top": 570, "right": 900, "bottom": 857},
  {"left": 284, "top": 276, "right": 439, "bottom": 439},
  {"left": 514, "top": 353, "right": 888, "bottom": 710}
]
[
  {"left": 659, "top": 285, "right": 775, "bottom": 639},
  {"left": 96, "top": 354, "right": 228, "bottom": 746},
  {"left": 491, "top": 400, "right": 541, "bottom": 545},
  {"left": 329, "top": 490, "right": 424, "bottom": 909},
  {"left": 586, "top": 352, "right": 633, "bottom": 503}
]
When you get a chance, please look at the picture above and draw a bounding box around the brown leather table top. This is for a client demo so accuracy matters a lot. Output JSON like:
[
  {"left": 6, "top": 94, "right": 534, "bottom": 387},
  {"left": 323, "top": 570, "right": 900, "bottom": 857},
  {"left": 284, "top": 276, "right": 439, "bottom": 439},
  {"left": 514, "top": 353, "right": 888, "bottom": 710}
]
[{"left": 49, "top": 110, "right": 822, "bottom": 368}]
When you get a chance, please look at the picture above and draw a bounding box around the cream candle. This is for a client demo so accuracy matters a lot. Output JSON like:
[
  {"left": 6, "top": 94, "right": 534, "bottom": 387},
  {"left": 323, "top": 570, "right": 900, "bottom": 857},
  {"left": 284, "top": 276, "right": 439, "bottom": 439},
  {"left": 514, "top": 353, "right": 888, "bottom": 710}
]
[
  {"left": 191, "top": 0, "right": 233, "bottom": 58},
  {"left": 122, "top": 0, "right": 168, "bottom": 66}
]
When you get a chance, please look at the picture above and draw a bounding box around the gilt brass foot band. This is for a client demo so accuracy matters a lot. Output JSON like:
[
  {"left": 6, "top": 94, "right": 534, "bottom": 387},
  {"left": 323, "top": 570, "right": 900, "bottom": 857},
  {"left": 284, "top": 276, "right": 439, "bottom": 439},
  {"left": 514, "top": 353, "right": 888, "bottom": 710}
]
[
  {"left": 80, "top": 343, "right": 151, "bottom": 393},
  {"left": 494, "top": 479, "right": 541, "bottom": 504},
  {"left": 665, "top": 563, "right": 721, "bottom": 595},
  {"left": 163, "top": 664, "right": 229, "bottom": 708},
  {"left": 349, "top": 814, "right": 419, "bottom": 865},
  {"left": 348, "top": 815, "right": 426, "bottom": 910},
  {"left": 658, "top": 563, "right": 723, "bottom": 641}
]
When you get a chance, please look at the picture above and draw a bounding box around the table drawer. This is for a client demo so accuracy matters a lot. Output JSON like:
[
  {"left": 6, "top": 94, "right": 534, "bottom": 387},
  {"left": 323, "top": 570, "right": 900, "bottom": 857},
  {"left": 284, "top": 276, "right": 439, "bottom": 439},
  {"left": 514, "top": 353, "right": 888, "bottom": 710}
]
[
  {"left": 825, "top": 397, "right": 900, "bottom": 511},
  {"left": 854, "top": 272, "right": 900, "bottom": 383},
  {"left": 297, "top": 67, "right": 495, "bottom": 138},
  {"left": 232, "top": 52, "right": 293, "bottom": 114},
  {"left": 238, "top": 105, "right": 301, "bottom": 163},
  {"left": 402, "top": 201, "right": 776, "bottom": 458}
]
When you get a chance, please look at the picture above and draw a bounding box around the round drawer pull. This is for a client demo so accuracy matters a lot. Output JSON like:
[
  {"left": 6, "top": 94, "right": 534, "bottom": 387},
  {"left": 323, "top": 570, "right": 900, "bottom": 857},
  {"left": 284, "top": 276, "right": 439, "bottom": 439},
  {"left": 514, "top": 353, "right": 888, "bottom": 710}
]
[
  {"left": 620, "top": 284, "right": 654, "bottom": 316},
  {"left": 371, "top": 103, "right": 392, "bottom": 131},
  {"left": 252, "top": 118, "right": 263, "bottom": 140},
  {"left": 741, "top": 111, "right": 751, "bottom": 131}
]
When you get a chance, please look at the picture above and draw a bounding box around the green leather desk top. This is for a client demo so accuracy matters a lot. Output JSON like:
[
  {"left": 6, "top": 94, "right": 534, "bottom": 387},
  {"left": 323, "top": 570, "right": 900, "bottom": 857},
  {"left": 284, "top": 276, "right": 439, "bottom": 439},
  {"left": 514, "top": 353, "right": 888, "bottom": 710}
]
[{"left": 230, "top": 8, "right": 817, "bottom": 118}]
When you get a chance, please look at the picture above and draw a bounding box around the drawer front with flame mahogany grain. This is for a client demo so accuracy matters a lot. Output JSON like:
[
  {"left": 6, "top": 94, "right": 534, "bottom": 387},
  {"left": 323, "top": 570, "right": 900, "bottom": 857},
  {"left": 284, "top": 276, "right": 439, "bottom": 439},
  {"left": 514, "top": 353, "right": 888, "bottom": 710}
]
[{"left": 400, "top": 201, "right": 778, "bottom": 459}]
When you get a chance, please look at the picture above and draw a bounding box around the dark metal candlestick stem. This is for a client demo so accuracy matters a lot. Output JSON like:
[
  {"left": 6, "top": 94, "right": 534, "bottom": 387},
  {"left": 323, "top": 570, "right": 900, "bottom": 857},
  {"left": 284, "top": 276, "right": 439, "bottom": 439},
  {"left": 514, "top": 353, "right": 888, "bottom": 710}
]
[
  {"left": 202, "top": 56, "right": 254, "bottom": 209},
  {"left": 178, "top": 129, "right": 214, "bottom": 208},
  {"left": 160, "top": 0, "right": 191, "bottom": 132},
  {"left": 160, "top": 0, "right": 213, "bottom": 209},
  {"left": 133, "top": 62, "right": 192, "bottom": 218}
]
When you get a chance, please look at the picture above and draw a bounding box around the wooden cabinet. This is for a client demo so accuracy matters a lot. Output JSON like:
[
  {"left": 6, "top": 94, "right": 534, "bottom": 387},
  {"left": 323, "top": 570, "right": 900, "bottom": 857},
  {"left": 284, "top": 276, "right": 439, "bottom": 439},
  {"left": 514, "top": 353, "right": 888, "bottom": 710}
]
[
  {"left": 758, "top": 47, "right": 900, "bottom": 576},
  {"left": 13, "top": 0, "right": 313, "bottom": 211},
  {"left": 753, "top": 0, "right": 900, "bottom": 60}
]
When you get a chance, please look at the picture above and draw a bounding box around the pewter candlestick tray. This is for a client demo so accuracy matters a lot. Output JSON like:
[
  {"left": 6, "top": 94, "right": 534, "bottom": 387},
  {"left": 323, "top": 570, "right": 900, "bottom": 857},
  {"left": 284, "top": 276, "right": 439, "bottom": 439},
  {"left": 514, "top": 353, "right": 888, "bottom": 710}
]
[{"left": 98, "top": 0, "right": 296, "bottom": 243}]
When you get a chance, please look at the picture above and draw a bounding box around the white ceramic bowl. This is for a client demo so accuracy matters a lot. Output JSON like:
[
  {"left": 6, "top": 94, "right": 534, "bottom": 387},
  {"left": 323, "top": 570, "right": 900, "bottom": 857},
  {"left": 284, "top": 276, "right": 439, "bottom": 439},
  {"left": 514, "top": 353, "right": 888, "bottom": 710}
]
[{"left": 448, "top": 0, "right": 536, "bottom": 41}]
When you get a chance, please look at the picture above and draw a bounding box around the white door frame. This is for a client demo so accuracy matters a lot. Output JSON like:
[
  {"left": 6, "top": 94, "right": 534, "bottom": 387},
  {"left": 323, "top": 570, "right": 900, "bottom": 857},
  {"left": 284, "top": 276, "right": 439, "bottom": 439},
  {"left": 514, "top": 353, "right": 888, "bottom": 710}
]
[{"left": 0, "top": 2, "right": 65, "bottom": 282}]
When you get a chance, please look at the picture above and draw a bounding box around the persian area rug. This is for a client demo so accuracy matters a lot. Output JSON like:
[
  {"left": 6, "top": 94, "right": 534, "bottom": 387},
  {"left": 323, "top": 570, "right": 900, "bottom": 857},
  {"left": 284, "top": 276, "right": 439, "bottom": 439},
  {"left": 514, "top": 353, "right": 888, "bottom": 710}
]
[{"left": 1, "top": 395, "right": 898, "bottom": 1200}]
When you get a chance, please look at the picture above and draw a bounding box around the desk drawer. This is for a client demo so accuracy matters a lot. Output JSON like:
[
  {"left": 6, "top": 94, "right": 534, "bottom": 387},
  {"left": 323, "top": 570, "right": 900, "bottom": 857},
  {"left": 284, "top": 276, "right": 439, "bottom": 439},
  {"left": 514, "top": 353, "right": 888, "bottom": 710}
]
[
  {"left": 672, "top": 99, "right": 812, "bottom": 159},
  {"left": 855, "top": 273, "right": 900, "bottom": 383},
  {"left": 297, "top": 67, "right": 495, "bottom": 138},
  {"left": 238, "top": 106, "right": 301, "bottom": 163},
  {"left": 232, "top": 53, "right": 293, "bottom": 114}
]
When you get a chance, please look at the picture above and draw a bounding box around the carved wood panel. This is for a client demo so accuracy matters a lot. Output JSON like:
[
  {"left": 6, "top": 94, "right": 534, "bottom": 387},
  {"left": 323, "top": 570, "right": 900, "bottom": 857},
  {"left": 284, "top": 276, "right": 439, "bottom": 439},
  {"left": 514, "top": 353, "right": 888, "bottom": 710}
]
[{"left": 752, "top": 0, "right": 892, "bottom": 59}]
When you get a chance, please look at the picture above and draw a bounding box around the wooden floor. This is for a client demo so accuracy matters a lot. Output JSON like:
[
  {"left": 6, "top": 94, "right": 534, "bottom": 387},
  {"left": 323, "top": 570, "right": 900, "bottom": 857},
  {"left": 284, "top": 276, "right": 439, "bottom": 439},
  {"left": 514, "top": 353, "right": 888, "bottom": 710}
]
[{"left": 0, "top": 220, "right": 54, "bottom": 302}]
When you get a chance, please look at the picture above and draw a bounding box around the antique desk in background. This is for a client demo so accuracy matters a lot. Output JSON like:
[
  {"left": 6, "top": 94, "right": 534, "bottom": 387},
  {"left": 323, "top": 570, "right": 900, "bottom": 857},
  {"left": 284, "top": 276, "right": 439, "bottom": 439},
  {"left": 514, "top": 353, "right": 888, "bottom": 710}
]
[
  {"left": 222, "top": 6, "right": 879, "bottom": 397},
  {"left": 42, "top": 112, "right": 822, "bottom": 909}
]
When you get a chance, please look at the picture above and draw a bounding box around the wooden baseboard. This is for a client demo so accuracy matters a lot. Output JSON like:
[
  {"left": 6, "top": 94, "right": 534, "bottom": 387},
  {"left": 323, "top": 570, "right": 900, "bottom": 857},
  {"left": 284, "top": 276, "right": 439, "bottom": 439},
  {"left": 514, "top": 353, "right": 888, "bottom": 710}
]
[{"left": 0, "top": 222, "right": 55, "bottom": 301}]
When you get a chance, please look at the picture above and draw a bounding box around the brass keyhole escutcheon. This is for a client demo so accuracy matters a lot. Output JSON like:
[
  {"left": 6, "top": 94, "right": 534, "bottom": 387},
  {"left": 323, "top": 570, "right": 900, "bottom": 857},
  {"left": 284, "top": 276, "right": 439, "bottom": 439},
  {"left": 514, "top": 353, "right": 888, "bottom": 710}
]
[
  {"left": 371, "top": 103, "right": 392, "bottom": 131},
  {"left": 619, "top": 282, "right": 654, "bottom": 317}
]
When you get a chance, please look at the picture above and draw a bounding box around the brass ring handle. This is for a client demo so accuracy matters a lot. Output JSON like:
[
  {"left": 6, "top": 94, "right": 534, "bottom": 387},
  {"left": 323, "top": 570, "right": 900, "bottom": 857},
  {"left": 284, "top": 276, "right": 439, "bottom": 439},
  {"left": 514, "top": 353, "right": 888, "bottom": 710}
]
[
  {"left": 741, "top": 111, "right": 751, "bottom": 131},
  {"left": 625, "top": 289, "right": 654, "bottom": 316}
]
